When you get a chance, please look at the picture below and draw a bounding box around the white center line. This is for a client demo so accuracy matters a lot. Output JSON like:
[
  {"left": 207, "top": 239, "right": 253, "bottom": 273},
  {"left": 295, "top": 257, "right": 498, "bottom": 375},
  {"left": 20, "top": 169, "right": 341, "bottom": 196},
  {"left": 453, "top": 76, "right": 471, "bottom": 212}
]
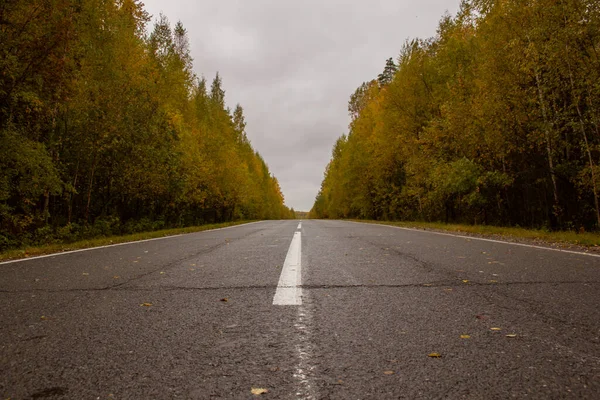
[
  {"left": 273, "top": 231, "right": 302, "bottom": 305},
  {"left": 297, "top": 222, "right": 302, "bottom": 230}
]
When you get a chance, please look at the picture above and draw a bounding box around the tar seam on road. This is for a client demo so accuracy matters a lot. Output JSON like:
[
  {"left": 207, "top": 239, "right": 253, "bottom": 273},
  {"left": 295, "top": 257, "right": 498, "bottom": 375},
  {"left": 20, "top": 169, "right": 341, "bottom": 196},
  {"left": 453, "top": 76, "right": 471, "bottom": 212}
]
[
  {"left": 347, "top": 220, "right": 600, "bottom": 258},
  {"left": 273, "top": 226, "right": 303, "bottom": 305},
  {"left": 0, "top": 221, "right": 266, "bottom": 265}
]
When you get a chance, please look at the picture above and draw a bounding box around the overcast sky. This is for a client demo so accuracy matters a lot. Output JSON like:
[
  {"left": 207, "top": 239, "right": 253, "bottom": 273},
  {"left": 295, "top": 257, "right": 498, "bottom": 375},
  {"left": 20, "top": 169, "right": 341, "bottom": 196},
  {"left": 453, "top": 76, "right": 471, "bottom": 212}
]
[{"left": 141, "top": 0, "right": 460, "bottom": 211}]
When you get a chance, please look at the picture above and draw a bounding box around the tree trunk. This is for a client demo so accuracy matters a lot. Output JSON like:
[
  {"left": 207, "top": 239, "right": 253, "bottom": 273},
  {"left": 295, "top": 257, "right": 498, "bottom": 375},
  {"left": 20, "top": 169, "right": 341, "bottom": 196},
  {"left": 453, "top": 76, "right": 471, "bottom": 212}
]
[
  {"left": 68, "top": 158, "right": 79, "bottom": 225},
  {"left": 85, "top": 153, "right": 97, "bottom": 224},
  {"left": 565, "top": 53, "right": 600, "bottom": 227},
  {"left": 533, "top": 66, "right": 561, "bottom": 223}
]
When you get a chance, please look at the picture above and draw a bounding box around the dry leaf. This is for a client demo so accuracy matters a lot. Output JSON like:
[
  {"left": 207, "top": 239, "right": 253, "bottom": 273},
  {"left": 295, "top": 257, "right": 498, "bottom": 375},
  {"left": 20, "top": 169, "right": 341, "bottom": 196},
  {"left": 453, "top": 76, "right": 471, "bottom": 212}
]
[
  {"left": 462, "top": 280, "right": 469, "bottom": 283},
  {"left": 251, "top": 388, "right": 268, "bottom": 395},
  {"left": 505, "top": 334, "right": 517, "bottom": 338},
  {"left": 113, "top": 276, "right": 120, "bottom": 279},
  {"left": 444, "top": 288, "right": 453, "bottom": 292},
  {"left": 428, "top": 352, "right": 442, "bottom": 358},
  {"left": 383, "top": 370, "right": 395, "bottom": 375},
  {"left": 140, "top": 303, "right": 152, "bottom": 307},
  {"left": 82, "top": 272, "right": 89, "bottom": 276},
  {"left": 489, "top": 280, "right": 498, "bottom": 283},
  {"left": 40, "top": 315, "right": 47, "bottom": 320},
  {"left": 423, "top": 283, "right": 432, "bottom": 287},
  {"left": 220, "top": 298, "right": 228, "bottom": 302},
  {"left": 160, "top": 271, "right": 165, "bottom": 274},
  {"left": 490, "top": 327, "right": 501, "bottom": 331},
  {"left": 460, "top": 335, "right": 470, "bottom": 339}
]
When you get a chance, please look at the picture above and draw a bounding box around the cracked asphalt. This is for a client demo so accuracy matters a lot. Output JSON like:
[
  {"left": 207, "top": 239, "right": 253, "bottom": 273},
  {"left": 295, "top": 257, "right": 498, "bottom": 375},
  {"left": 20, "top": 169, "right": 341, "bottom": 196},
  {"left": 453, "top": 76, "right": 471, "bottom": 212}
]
[{"left": 1, "top": 220, "right": 599, "bottom": 399}]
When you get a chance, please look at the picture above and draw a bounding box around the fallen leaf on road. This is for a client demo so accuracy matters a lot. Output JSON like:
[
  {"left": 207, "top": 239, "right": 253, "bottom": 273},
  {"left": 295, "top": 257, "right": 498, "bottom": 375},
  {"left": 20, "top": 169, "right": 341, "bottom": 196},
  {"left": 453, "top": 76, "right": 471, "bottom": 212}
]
[
  {"left": 270, "top": 366, "right": 279, "bottom": 372},
  {"left": 428, "top": 352, "right": 442, "bottom": 358},
  {"left": 40, "top": 316, "right": 47, "bottom": 320},
  {"left": 140, "top": 303, "right": 152, "bottom": 307},
  {"left": 490, "top": 327, "right": 501, "bottom": 331},
  {"left": 220, "top": 298, "right": 228, "bottom": 302},
  {"left": 460, "top": 335, "right": 470, "bottom": 339},
  {"left": 423, "top": 283, "right": 432, "bottom": 287},
  {"left": 160, "top": 272, "right": 165, "bottom": 275},
  {"left": 462, "top": 280, "right": 469, "bottom": 283},
  {"left": 251, "top": 388, "right": 268, "bottom": 395},
  {"left": 505, "top": 334, "right": 517, "bottom": 338},
  {"left": 475, "top": 314, "right": 488, "bottom": 320},
  {"left": 383, "top": 370, "right": 395, "bottom": 375},
  {"left": 444, "top": 288, "right": 453, "bottom": 292},
  {"left": 489, "top": 280, "right": 498, "bottom": 283},
  {"left": 113, "top": 276, "right": 119, "bottom": 279}
]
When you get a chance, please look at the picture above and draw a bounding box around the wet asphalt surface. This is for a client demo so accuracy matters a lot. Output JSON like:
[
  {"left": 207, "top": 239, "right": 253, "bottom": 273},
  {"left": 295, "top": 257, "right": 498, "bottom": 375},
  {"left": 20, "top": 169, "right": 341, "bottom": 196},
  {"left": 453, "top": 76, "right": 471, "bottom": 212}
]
[{"left": 1, "top": 220, "right": 599, "bottom": 399}]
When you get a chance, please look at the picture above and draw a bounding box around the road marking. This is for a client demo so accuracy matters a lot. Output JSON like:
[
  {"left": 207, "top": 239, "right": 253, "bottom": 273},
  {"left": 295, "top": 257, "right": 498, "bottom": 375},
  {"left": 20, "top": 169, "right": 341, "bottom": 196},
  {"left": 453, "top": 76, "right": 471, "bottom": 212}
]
[
  {"left": 0, "top": 221, "right": 266, "bottom": 265},
  {"left": 297, "top": 222, "right": 302, "bottom": 230},
  {"left": 273, "top": 231, "right": 302, "bottom": 305},
  {"left": 347, "top": 221, "right": 600, "bottom": 258},
  {"left": 293, "top": 306, "right": 317, "bottom": 399}
]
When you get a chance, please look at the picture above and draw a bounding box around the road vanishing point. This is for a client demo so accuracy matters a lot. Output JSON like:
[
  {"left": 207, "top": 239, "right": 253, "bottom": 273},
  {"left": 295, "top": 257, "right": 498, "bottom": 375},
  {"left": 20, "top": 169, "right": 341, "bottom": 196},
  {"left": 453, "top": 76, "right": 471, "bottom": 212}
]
[{"left": 1, "top": 220, "right": 599, "bottom": 399}]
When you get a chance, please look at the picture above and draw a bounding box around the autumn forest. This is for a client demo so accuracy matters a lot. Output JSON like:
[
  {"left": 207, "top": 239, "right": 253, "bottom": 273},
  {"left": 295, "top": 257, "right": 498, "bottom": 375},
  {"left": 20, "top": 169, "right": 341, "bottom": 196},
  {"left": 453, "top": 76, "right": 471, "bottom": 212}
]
[
  {"left": 0, "top": 0, "right": 293, "bottom": 251},
  {"left": 311, "top": 0, "right": 600, "bottom": 231},
  {"left": 2, "top": 0, "right": 600, "bottom": 252}
]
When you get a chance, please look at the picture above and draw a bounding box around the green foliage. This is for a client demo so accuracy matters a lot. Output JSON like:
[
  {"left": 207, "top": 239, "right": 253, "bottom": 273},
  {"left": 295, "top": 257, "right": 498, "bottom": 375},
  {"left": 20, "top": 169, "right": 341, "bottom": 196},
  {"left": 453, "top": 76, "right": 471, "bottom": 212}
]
[
  {"left": 0, "top": 0, "right": 292, "bottom": 251},
  {"left": 312, "top": 0, "right": 600, "bottom": 230}
]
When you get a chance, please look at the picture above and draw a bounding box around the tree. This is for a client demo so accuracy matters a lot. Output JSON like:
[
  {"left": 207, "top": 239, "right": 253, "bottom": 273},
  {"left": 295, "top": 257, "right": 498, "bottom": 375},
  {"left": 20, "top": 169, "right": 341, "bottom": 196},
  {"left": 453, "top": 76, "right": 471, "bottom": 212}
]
[{"left": 377, "top": 58, "right": 398, "bottom": 87}]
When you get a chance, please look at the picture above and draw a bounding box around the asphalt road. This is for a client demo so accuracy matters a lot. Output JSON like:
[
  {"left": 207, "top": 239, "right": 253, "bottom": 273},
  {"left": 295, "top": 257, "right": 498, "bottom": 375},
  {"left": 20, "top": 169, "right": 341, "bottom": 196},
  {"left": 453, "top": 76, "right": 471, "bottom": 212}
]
[{"left": 1, "top": 220, "right": 599, "bottom": 399}]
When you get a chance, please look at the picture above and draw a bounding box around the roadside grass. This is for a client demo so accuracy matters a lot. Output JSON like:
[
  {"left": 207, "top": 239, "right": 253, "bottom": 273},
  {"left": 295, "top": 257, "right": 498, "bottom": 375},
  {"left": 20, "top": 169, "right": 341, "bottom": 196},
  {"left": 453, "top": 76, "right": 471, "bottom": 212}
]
[
  {"left": 351, "top": 220, "right": 600, "bottom": 248},
  {"left": 0, "top": 220, "right": 257, "bottom": 262}
]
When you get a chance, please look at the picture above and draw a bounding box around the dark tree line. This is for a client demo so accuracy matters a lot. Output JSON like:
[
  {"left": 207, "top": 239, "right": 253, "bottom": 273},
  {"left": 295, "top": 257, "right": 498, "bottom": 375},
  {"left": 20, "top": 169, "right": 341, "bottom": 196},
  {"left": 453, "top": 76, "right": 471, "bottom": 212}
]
[
  {"left": 0, "top": 0, "right": 293, "bottom": 251},
  {"left": 312, "top": 0, "right": 600, "bottom": 231}
]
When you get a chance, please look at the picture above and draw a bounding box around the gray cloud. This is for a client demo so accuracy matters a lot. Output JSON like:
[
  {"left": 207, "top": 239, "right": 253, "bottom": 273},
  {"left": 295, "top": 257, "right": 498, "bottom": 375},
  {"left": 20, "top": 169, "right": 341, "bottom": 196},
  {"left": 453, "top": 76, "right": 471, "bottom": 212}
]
[{"left": 142, "top": 0, "right": 459, "bottom": 210}]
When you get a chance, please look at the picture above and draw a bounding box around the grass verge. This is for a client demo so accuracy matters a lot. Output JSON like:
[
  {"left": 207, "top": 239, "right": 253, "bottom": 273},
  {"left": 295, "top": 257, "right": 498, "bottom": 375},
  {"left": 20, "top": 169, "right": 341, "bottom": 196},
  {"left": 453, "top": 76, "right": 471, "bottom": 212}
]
[
  {"left": 351, "top": 220, "right": 600, "bottom": 248},
  {"left": 0, "top": 220, "right": 257, "bottom": 262}
]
